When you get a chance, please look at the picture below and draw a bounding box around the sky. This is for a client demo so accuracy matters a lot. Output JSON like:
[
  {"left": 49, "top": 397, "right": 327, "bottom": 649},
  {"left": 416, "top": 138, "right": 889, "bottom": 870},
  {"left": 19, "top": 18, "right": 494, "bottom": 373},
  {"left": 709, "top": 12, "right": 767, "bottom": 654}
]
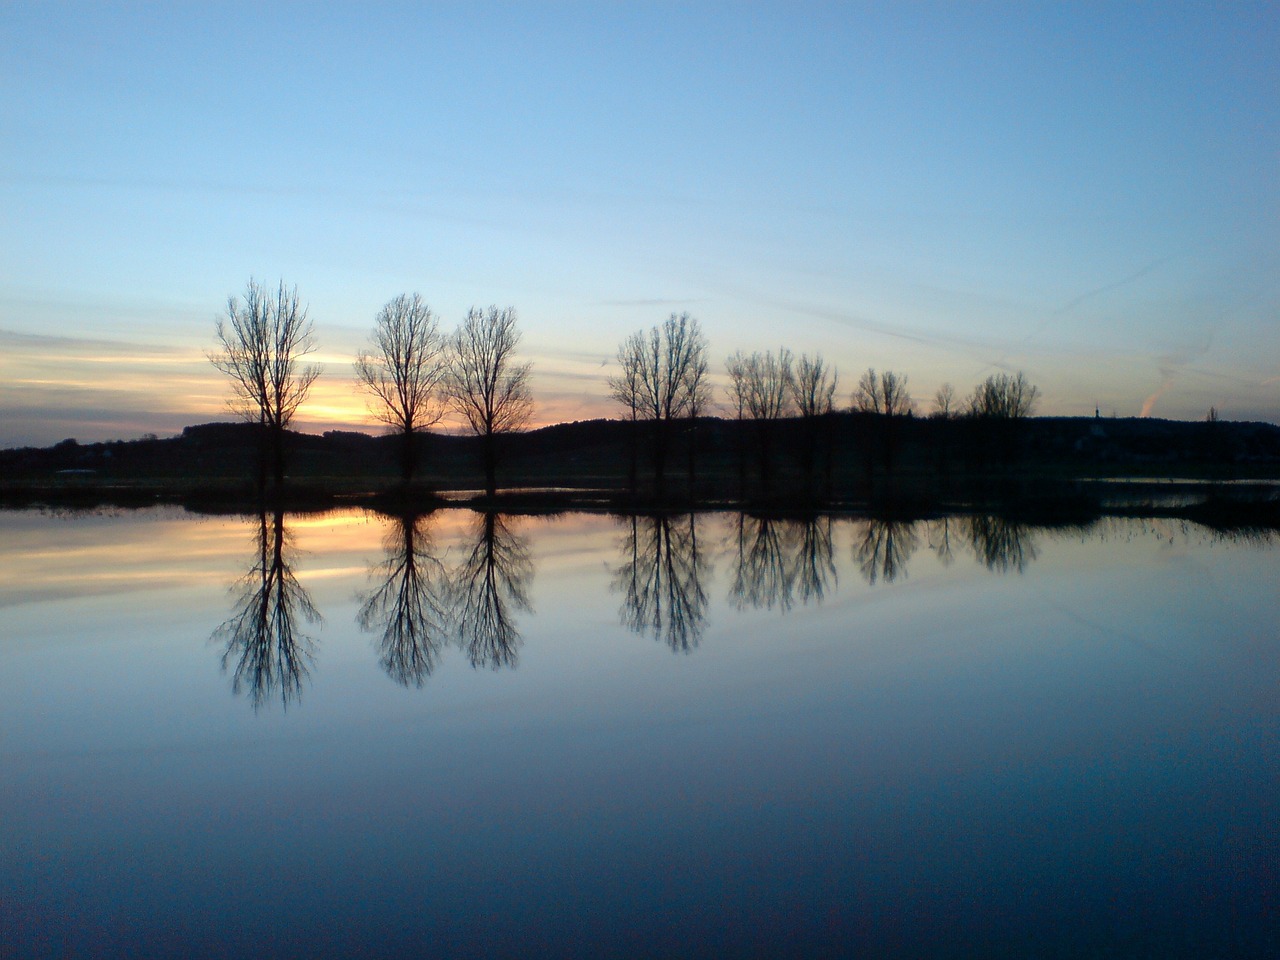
[{"left": 1, "top": 1, "right": 1277, "bottom": 447}]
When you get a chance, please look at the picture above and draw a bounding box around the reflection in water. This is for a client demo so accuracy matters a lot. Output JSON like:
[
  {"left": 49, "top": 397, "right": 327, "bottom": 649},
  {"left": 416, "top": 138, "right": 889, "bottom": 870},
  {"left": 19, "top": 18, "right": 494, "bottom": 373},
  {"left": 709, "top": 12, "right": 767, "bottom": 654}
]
[
  {"left": 451, "top": 513, "right": 533, "bottom": 670},
  {"left": 793, "top": 516, "right": 837, "bottom": 604},
  {"left": 730, "top": 516, "right": 795, "bottom": 611},
  {"left": 613, "top": 514, "right": 709, "bottom": 652},
  {"left": 853, "top": 518, "right": 920, "bottom": 585},
  {"left": 966, "top": 516, "right": 1039, "bottom": 573},
  {"left": 728, "top": 516, "right": 837, "bottom": 611},
  {"left": 357, "top": 513, "right": 450, "bottom": 687},
  {"left": 213, "top": 510, "right": 320, "bottom": 709},
  {"left": 926, "top": 516, "right": 960, "bottom": 567}
]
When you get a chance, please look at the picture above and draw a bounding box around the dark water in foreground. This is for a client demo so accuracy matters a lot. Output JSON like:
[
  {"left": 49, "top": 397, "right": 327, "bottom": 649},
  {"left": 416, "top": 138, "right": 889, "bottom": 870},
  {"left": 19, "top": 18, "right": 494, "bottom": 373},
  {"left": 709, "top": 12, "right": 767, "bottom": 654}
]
[{"left": 1, "top": 508, "right": 1275, "bottom": 958}]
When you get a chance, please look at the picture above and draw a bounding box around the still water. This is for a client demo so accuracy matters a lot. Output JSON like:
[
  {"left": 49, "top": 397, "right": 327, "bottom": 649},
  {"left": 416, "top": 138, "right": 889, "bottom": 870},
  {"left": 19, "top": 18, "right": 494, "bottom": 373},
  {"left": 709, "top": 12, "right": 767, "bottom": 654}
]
[{"left": 1, "top": 508, "right": 1275, "bottom": 958}]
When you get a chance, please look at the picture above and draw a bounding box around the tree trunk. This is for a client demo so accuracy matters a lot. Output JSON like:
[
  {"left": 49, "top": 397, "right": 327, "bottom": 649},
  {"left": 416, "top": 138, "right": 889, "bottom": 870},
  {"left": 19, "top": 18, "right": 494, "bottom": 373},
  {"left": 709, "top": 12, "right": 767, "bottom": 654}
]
[
  {"left": 271, "top": 422, "right": 286, "bottom": 487},
  {"left": 652, "top": 419, "right": 667, "bottom": 501},
  {"left": 400, "top": 427, "right": 415, "bottom": 483},
  {"left": 483, "top": 431, "right": 497, "bottom": 498}
]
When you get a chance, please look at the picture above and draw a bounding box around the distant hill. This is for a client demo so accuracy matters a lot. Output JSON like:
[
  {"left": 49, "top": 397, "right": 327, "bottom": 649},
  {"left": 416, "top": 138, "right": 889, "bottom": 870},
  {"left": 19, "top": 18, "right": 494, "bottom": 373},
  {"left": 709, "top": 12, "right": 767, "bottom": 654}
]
[{"left": 2, "top": 414, "right": 1279, "bottom": 491}]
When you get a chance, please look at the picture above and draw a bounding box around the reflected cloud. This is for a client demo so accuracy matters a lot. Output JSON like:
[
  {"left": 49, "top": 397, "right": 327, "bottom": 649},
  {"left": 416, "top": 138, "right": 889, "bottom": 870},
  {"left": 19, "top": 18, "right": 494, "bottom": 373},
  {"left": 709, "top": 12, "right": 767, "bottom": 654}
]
[
  {"left": 612, "top": 514, "right": 709, "bottom": 653},
  {"left": 213, "top": 511, "right": 320, "bottom": 710},
  {"left": 357, "top": 513, "right": 450, "bottom": 687},
  {"left": 853, "top": 518, "right": 920, "bottom": 585},
  {"left": 450, "top": 513, "right": 533, "bottom": 670}
]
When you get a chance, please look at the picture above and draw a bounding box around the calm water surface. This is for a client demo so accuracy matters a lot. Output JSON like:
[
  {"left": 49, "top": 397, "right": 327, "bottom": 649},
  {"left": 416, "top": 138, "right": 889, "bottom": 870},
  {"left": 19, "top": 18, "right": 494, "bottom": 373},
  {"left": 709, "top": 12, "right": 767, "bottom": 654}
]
[{"left": 1, "top": 508, "right": 1275, "bottom": 958}]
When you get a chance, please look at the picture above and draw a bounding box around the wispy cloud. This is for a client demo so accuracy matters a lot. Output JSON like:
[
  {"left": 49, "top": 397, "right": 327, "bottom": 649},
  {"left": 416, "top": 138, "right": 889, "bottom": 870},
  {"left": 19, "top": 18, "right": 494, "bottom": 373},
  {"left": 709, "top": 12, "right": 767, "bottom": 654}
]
[
  {"left": 598, "top": 298, "right": 706, "bottom": 308},
  {"left": 1052, "top": 256, "right": 1173, "bottom": 317},
  {"left": 0, "top": 328, "right": 195, "bottom": 358}
]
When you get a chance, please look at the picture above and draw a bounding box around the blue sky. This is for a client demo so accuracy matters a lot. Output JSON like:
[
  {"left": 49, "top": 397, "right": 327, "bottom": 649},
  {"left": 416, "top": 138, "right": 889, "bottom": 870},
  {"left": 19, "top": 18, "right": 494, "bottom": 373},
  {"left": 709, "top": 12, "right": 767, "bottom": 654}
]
[{"left": 1, "top": 1, "right": 1276, "bottom": 446}]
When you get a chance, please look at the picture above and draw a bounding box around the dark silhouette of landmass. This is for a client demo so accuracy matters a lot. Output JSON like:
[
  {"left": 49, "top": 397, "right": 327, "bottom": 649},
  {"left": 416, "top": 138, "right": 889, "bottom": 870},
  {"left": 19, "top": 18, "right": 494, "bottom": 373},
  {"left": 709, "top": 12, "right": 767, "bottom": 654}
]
[{"left": 2, "top": 414, "right": 1279, "bottom": 524}]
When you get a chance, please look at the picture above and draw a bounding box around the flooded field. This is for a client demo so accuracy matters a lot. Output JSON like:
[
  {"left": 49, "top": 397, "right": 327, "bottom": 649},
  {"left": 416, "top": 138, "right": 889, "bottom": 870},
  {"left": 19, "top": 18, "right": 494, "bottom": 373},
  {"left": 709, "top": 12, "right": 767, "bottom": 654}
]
[{"left": 2, "top": 507, "right": 1275, "bottom": 958}]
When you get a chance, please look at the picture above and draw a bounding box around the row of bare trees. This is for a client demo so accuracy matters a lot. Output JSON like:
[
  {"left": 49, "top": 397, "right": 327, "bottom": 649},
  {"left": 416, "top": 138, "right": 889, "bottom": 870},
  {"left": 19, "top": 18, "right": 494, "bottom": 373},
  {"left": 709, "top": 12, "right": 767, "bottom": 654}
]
[
  {"left": 210, "top": 280, "right": 532, "bottom": 494},
  {"left": 354, "top": 299, "right": 535, "bottom": 494},
  {"left": 605, "top": 317, "right": 1040, "bottom": 496},
  {"left": 209, "top": 279, "right": 1040, "bottom": 496}
]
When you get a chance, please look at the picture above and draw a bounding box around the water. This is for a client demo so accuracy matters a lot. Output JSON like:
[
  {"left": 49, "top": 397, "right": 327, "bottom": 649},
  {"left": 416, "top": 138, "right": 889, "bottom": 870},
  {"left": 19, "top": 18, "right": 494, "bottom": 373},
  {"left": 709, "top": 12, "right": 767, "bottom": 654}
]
[{"left": 2, "top": 508, "right": 1275, "bottom": 958}]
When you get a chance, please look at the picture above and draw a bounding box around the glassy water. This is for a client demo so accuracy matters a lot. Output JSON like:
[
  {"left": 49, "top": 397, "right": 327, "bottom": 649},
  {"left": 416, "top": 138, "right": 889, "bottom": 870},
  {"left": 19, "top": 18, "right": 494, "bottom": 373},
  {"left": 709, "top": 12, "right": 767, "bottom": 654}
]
[{"left": 1, "top": 508, "right": 1275, "bottom": 958}]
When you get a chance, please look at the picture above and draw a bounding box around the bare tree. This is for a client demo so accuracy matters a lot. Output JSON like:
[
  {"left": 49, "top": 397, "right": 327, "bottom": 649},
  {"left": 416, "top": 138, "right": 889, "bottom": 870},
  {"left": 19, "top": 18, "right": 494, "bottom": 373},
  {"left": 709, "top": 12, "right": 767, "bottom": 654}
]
[
  {"left": 791, "top": 354, "right": 837, "bottom": 418},
  {"left": 606, "top": 313, "right": 709, "bottom": 498},
  {"left": 790, "top": 353, "right": 838, "bottom": 497},
  {"left": 446, "top": 306, "right": 534, "bottom": 497},
  {"left": 355, "top": 293, "right": 448, "bottom": 482},
  {"left": 725, "top": 348, "right": 794, "bottom": 495},
  {"left": 208, "top": 279, "right": 321, "bottom": 488},
  {"left": 852, "top": 368, "right": 913, "bottom": 416},
  {"left": 728, "top": 348, "right": 794, "bottom": 421},
  {"left": 967, "top": 371, "right": 1038, "bottom": 418},
  {"left": 851, "top": 367, "right": 913, "bottom": 477},
  {"left": 932, "top": 383, "right": 957, "bottom": 419}
]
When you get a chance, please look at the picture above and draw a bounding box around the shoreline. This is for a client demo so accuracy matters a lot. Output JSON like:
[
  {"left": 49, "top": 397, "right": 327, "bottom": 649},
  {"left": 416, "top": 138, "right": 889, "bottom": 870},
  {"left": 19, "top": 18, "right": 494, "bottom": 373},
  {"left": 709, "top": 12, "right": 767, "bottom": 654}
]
[{"left": 3, "top": 476, "right": 1277, "bottom": 529}]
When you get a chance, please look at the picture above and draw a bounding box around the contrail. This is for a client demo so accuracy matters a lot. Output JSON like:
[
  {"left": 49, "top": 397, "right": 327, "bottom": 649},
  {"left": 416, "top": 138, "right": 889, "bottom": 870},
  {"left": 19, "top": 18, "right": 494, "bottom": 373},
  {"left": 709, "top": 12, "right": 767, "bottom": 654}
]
[{"left": 1053, "top": 256, "right": 1173, "bottom": 316}]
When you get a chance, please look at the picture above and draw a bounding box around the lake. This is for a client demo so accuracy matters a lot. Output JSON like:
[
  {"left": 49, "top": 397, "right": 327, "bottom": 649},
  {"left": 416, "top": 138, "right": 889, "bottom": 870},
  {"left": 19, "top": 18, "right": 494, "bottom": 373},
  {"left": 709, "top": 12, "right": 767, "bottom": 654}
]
[{"left": 1, "top": 507, "right": 1275, "bottom": 958}]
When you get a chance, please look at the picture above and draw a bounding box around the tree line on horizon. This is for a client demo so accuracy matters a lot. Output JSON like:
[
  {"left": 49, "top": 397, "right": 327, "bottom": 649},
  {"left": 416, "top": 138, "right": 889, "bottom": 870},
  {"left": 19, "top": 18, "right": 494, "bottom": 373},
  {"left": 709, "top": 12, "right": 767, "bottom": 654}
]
[{"left": 208, "top": 278, "right": 1041, "bottom": 496}]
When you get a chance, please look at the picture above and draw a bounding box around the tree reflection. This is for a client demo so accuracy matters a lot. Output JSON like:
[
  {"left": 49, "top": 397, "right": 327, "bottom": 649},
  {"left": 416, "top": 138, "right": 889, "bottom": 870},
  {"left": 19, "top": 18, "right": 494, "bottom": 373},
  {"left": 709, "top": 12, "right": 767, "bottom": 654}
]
[
  {"left": 451, "top": 512, "right": 533, "bottom": 670},
  {"left": 966, "top": 515, "right": 1038, "bottom": 573},
  {"left": 792, "top": 516, "right": 837, "bottom": 604},
  {"left": 214, "top": 510, "right": 320, "bottom": 710},
  {"left": 729, "top": 515, "right": 837, "bottom": 611},
  {"left": 613, "top": 514, "right": 709, "bottom": 652},
  {"left": 357, "top": 512, "right": 450, "bottom": 687},
  {"left": 729, "top": 515, "right": 795, "bottom": 611},
  {"left": 926, "top": 516, "right": 960, "bottom": 567},
  {"left": 853, "top": 517, "right": 920, "bottom": 585}
]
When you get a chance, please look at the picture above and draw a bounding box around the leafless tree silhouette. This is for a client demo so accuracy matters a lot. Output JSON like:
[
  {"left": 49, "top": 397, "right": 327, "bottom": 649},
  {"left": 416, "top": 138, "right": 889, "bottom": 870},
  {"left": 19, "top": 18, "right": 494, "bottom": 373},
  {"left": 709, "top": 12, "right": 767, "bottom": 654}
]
[
  {"left": 852, "top": 368, "right": 913, "bottom": 417},
  {"left": 853, "top": 517, "right": 920, "bottom": 585},
  {"left": 790, "top": 353, "right": 838, "bottom": 498},
  {"left": 612, "top": 514, "right": 709, "bottom": 652},
  {"left": 208, "top": 279, "right": 321, "bottom": 488},
  {"left": 966, "top": 515, "right": 1038, "bottom": 573},
  {"left": 932, "top": 383, "right": 957, "bottom": 419},
  {"left": 967, "top": 372, "right": 1038, "bottom": 418},
  {"left": 450, "top": 512, "right": 533, "bottom": 670},
  {"left": 607, "top": 313, "right": 709, "bottom": 498},
  {"left": 852, "top": 368, "right": 913, "bottom": 476},
  {"left": 725, "top": 348, "right": 794, "bottom": 495},
  {"left": 213, "top": 510, "right": 320, "bottom": 709},
  {"left": 355, "top": 294, "right": 449, "bottom": 482},
  {"left": 357, "top": 512, "right": 450, "bottom": 687},
  {"left": 446, "top": 307, "right": 533, "bottom": 497}
]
